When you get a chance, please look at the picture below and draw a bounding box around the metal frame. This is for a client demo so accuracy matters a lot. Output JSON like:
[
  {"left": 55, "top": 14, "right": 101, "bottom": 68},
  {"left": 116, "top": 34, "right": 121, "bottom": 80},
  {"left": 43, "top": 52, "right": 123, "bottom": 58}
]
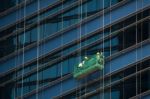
[
  {"left": 0, "top": 11, "right": 149, "bottom": 82},
  {"left": 0, "top": 0, "right": 87, "bottom": 39},
  {"left": 24, "top": 57, "right": 150, "bottom": 99},
  {"left": 0, "top": 0, "right": 130, "bottom": 63},
  {"left": 0, "top": 0, "right": 35, "bottom": 18}
]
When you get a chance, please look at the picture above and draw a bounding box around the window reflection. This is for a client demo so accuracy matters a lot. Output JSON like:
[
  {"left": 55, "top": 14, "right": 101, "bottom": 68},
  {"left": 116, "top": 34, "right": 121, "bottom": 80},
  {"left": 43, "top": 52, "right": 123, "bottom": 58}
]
[
  {"left": 1, "top": 18, "right": 150, "bottom": 98},
  {"left": 0, "top": 0, "right": 19, "bottom": 13},
  {"left": 60, "top": 59, "right": 150, "bottom": 99},
  {"left": 0, "top": 4, "right": 150, "bottom": 99},
  {"left": 111, "top": 82, "right": 123, "bottom": 99},
  {"left": 0, "top": 0, "right": 125, "bottom": 59}
]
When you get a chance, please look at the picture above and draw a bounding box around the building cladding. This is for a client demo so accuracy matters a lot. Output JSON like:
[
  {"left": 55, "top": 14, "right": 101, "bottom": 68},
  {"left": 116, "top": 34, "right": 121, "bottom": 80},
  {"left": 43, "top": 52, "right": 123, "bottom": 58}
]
[{"left": 0, "top": 0, "right": 150, "bottom": 99}]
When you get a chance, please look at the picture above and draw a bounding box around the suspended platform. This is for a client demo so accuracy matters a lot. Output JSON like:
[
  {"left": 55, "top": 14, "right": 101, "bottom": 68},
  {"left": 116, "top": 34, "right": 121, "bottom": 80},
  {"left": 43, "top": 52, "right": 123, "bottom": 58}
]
[{"left": 73, "top": 52, "right": 104, "bottom": 79}]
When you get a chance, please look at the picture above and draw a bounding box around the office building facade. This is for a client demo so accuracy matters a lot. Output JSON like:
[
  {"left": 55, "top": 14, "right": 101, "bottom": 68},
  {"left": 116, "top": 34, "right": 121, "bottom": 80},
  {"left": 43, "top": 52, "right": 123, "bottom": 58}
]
[{"left": 0, "top": 0, "right": 150, "bottom": 99}]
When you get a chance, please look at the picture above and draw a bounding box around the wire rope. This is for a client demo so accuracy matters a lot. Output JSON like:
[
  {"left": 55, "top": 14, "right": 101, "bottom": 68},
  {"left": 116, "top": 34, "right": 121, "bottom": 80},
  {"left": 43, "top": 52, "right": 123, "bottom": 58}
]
[
  {"left": 21, "top": 0, "right": 27, "bottom": 98},
  {"left": 135, "top": 0, "right": 138, "bottom": 97},
  {"left": 102, "top": 0, "right": 105, "bottom": 98},
  {"left": 60, "top": 0, "right": 64, "bottom": 98},
  {"left": 139, "top": 0, "right": 144, "bottom": 98},
  {"left": 36, "top": 0, "right": 40, "bottom": 98},
  {"left": 14, "top": 0, "right": 19, "bottom": 98},
  {"left": 110, "top": 0, "right": 112, "bottom": 99},
  {"left": 84, "top": 1, "right": 88, "bottom": 98}
]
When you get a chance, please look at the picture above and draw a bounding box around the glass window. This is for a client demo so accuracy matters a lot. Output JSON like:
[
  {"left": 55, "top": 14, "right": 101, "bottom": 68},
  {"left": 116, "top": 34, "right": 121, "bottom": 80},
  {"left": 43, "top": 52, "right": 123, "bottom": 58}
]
[
  {"left": 124, "top": 76, "right": 136, "bottom": 99},
  {"left": 0, "top": 0, "right": 16, "bottom": 13},
  {"left": 141, "top": 20, "right": 150, "bottom": 40},
  {"left": 25, "top": 31, "right": 31, "bottom": 46},
  {"left": 0, "top": 26, "right": 16, "bottom": 38},
  {"left": 111, "top": 72, "right": 123, "bottom": 82},
  {"left": 62, "top": 60, "right": 69, "bottom": 75},
  {"left": 137, "top": 20, "right": 150, "bottom": 43},
  {"left": 0, "top": 82, "right": 15, "bottom": 99},
  {"left": 111, "top": 83, "right": 123, "bottom": 99},
  {"left": 111, "top": 22, "right": 123, "bottom": 32},
  {"left": 2, "top": 7, "right": 150, "bottom": 99},
  {"left": 123, "top": 26, "right": 136, "bottom": 49},
  {"left": 18, "top": 34, "right": 24, "bottom": 48},
  {"left": 58, "top": 59, "right": 149, "bottom": 99},
  {"left": 31, "top": 28, "right": 37, "bottom": 42},
  {"left": 111, "top": 0, "right": 123, "bottom": 5},
  {"left": 137, "top": 59, "right": 150, "bottom": 71},
  {"left": 104, "top": 89, "right": 111, "bottom": 99},
  {"left": 124, "top": 16, "right": 136, "bottom": 27},
  {"left": 104, "top": 0, "right": 110, "bottom": 8},
  {"left": 138, "top": 70, "right": 150, "bottom": 94},
  {"left": 124, "top": 66, "right": 136, "bottom": 77},
  {"left": 0, "top": 0, "right": 141, "bottom": 59},
  {"left": 104, "top": 28, "right": 111, "bottom": 36},
  {"left": 143, "top": 9, "right": 150, "bottom": 19}
]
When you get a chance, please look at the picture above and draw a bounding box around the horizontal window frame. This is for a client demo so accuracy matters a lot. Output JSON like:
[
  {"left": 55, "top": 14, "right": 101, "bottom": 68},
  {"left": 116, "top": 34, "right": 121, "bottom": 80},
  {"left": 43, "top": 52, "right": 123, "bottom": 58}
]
[
  {"left": 129, "top": 90, "right": 150, "bottom": 99},
  {"left": 0, "top": 0, "right": 129, "bottom": 62},
  {"left": 0, "top": 0, "right": 68, "bottom": 32},
  {"left": 21, "top": 57, "right": 150, "bottom": 99},
  {"left": 53, "top": 57, "right": 150, "bottom": 99},
  {"left": 1, "top": 36, "right": 150, "bottom": 91},
  {"left": 16, "top": 40, "right": 150, "bottom": 98},
  {"left": 0, "top": 0, "right": 87, "bottom": 40},
  {"left": 0, "top": 1, "right": 147, "bottom": 76},
  {"left": 79, "top": 68, "right": 150, "bottom": 99},
  {"left": 0, "top": 8, "right": 149, "bottom": 82},
  {"left": 0, "top": 0, "right": 35, "bottom": 18}
]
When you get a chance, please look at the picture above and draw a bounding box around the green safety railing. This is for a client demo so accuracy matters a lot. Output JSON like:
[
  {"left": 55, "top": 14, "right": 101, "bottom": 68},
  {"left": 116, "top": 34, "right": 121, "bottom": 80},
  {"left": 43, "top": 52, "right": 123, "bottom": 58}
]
[{"left": 73, "top": 52, "right": 104, "bottom": 79}]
